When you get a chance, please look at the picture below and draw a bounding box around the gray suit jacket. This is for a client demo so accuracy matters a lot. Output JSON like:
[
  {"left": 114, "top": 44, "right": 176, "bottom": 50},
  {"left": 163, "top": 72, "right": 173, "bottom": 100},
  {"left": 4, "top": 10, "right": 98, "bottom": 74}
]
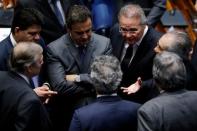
[
  {"left": 46, "top": 33, "right": 112, "bottom": 131},
  {"left": 47, "top": 32, "right": 112, "bottom": 98},
  {"left": 138, "top": 89, "right": 197, "bottom": 131}
]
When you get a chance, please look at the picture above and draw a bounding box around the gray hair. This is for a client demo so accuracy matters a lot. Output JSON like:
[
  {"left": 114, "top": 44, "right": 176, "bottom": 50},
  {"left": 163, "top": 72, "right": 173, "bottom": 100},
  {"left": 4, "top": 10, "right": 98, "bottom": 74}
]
[
  {"left": 9, "top": 42, "right": 43, "bottom": 73},
  {"left": 90, "top": 55, "right": 122, "bottom": 94},
  {"left": 153, "top": 51, "right": 186, "bottom": 91},
  {"left": 118, "top": 4, "right": 147, "bottom": 25},
  {"left": 162, "top": 31, "right": 192, "bottom": 59}
]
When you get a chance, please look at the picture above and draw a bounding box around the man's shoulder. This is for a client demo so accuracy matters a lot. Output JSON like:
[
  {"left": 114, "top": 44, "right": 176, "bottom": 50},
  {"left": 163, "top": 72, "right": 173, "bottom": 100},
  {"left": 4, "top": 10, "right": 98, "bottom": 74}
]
[
  {"left": 48, "top": 35, "right": 67, "bottom": 48},
  {"left": 92, "top": 33, "right": 110, "bottom": 43}
]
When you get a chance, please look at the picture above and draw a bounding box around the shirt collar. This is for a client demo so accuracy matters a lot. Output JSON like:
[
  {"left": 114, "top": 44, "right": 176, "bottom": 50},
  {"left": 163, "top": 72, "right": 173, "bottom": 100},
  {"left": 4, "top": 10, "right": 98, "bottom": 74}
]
[
  {"left": 10, "top": 33, "right": 17, "bottom": 47},
  {"left": 135, "top": 25, "right": 148, "bottom": 47}
]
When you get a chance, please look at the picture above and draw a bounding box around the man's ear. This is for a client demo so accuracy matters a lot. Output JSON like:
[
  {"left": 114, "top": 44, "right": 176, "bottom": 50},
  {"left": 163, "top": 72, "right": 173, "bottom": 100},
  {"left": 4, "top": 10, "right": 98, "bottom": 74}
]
[{"left": 14, "top": 27, "right": 20, "bottom": 33}]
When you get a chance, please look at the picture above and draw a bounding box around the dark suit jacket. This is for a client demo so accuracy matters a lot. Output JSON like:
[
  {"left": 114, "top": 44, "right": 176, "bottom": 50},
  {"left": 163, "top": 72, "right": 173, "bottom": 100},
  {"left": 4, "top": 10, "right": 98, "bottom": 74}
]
[
  {"left": 0, "top": 71, "right": 52, "bottom": 131},
  {"left": 138, "top": 89, "right": 197, "bottom": 131},
  {"left": 15, "top": 0, "right": 82, "bottom": 44},
  {"left": 46, "top": 33, "right": 112, "bottom": 131},
  {"left": 0, "top": 36, "right": 47, "bottom": 85},
  {"left": 0, "top": 36, "right": 13, "bottom": 71},
  {"left": 69, "top": 96, "right": 141, "bottom": 131},
  {"left": 110, "top": 24, "right": 162, "bottom": 103}
]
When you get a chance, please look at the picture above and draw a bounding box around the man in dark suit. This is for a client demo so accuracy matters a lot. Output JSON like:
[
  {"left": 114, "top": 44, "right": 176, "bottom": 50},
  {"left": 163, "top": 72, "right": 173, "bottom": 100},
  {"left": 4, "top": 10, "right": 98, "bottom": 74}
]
[
  {"left": 69, "top": 55, "right": 141, "bottom": 131},
  {"left": 0, "top": 8, "right": 57, "bottom": 103},
  {"left": 15, "top": 0, "right": 82, "bottom": 44},
  {"left": 110, "top": 4, "right": 162, "bottom": 103},
  {"left": 46, "top": 5, "right": 112, "bottom": 131},
  {"left": 0, "top": 42, "right": 52, "bottom": 131},
  {"left": 123, "top": 31, "right": 197, "bottom": 95},
  {"left": 138, "top": 51, "right": 197, "bottom": 131}
]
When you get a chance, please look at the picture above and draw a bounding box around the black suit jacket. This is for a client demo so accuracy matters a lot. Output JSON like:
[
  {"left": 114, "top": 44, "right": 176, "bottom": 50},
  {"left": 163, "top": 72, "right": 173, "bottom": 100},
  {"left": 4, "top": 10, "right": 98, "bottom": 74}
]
[
  {"left": 0, "top": 71, "right": 51, "bottom": 131},
  {"left": 15, "top": 0, "right": 82, "bottom": 44},
  {"left": 138, "top": 89, "right": 197, "bottom": 131},
  {"left": 110, "top": 24, "right": 162, "bottom": 103},
  {"left": 69, "top": 96, "right": 141, "bottom": 131}
]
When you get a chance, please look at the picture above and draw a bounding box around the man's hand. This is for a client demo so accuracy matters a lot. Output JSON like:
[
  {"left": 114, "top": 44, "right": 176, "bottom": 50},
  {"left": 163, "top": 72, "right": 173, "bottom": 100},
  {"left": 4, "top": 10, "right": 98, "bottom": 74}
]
[
  {"left": 33, "top": 84, "right": 57, "bottom": 104},
  {"left": 121, "top": 77, "right": 142, "bottom": 95}
]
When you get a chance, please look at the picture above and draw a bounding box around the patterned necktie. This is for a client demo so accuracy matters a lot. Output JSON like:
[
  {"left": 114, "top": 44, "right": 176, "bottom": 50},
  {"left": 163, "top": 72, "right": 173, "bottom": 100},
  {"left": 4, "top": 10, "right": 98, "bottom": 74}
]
[
  {"left": 51, "top": 0, "right": 64, "bottom": 27},
  {"left": 121, "top": 45, "right": 133, "bottom": 72}
]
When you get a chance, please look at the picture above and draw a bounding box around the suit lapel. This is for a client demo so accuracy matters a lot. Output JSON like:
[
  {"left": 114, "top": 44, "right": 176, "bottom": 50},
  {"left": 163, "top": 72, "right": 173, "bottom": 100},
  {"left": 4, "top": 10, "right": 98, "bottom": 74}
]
[{"left": 67, "top": 42, "right": 81, "bottom": 71}]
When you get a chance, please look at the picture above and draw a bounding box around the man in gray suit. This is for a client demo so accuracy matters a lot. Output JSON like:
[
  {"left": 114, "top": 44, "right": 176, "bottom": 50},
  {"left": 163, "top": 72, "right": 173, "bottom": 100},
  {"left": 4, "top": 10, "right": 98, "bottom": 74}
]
[
  {"left": 46, "top": 5, "right": 112, "bottom": 131},
  {"left": 138, "top": 51, "right": 197, "bottom": 131}
]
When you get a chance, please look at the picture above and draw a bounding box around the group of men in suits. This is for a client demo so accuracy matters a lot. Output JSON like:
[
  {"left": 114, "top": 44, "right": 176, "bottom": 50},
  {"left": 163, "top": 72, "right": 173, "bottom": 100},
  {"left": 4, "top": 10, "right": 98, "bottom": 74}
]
[
  {"left": 1, "top": 1, "right": 197, "bottom": 131},
  {"left": 0, "top": 8, "right": 57, "bottom": 101}
]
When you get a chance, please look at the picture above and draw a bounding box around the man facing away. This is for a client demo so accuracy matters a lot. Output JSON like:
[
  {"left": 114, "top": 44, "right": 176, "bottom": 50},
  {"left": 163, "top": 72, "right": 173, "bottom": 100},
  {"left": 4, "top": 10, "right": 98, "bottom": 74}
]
[
  {"left": 0, "top": 42, "right": 52, "bottom": 131},
  {"left": 69, "top": 55, "right": 141, "bottom": 131},
  {"left": 138, "top": 51, "right": 197, "bottom": 131}
]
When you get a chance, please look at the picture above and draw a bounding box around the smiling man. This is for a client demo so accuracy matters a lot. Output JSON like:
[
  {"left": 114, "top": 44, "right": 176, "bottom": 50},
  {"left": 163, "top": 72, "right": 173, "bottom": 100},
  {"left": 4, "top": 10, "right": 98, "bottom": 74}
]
[{"left": 46, "top": 5, "right": 112, "bottom": 131}]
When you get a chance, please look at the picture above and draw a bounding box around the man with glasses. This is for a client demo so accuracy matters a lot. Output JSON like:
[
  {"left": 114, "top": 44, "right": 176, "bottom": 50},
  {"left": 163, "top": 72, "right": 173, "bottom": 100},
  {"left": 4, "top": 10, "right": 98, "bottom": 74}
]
[
  {"left": 46, "top": 5, "right": 112, "bottom": 131},
  {"left": 110, "top": 4, "right": 162, "bottom": 103}
]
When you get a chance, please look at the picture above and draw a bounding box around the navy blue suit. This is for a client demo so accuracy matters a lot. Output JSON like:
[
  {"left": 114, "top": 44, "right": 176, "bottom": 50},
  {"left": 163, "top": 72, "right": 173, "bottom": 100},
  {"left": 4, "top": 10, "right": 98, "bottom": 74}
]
[
  {"left": 0, "top": 36, "right": 13, "bottom": 71},
  {"left": 69, "top": 96, "right": 141, "bottom": 131}
]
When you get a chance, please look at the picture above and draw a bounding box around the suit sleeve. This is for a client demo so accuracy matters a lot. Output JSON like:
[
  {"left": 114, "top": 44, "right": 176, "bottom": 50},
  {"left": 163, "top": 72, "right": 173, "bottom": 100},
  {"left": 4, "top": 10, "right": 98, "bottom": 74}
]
[
  {"left": 103, "top": 38, "right": 112, "bottom": 55},
  {"left": 15, "top": 95, "right": 51, "bottom": 131},
  {"left": 69, "top": 111, "right": 82, "bottom": 131},
  {"left": 46, "top": 47, "right": 87, "bottom": 96}
]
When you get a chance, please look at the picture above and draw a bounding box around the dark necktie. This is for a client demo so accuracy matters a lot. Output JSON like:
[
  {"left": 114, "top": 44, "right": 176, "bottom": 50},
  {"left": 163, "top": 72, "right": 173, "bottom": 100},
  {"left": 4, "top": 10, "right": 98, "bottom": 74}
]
[
  {"left": 121, "top": 45, "right": 133, "bottom": 72},
  {"left": 29, "top": 78, "right": 35, "bottom": 89},
  {"left": 78, "top": 46, "right": 86, "bottom": 65},
  {"left": 51, "top": 0, "right": 64, "bottom": 27}
]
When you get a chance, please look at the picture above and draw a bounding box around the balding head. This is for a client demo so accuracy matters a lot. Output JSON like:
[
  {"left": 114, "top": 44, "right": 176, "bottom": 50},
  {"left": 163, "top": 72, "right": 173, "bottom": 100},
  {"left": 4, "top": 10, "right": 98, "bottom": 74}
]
[{"left": 154, "top": 31, "right": 192, "bottom": 59}]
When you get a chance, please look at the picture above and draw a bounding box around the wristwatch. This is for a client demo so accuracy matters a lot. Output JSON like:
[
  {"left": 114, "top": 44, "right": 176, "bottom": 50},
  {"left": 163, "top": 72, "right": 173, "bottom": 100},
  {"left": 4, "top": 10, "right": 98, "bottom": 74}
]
[{"left": 75, "top": 75, "right": 81, "bottom": 82}]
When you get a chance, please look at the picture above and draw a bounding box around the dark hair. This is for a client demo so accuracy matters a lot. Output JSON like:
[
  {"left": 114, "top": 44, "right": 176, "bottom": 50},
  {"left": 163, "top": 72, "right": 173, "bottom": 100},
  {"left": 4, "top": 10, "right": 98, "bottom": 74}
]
[
  {"left": 11, "top": 8, "right": 43, "bottom": 34},
  {"left": 66, "top": 5, "right": 91, "bottom": 29}
]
